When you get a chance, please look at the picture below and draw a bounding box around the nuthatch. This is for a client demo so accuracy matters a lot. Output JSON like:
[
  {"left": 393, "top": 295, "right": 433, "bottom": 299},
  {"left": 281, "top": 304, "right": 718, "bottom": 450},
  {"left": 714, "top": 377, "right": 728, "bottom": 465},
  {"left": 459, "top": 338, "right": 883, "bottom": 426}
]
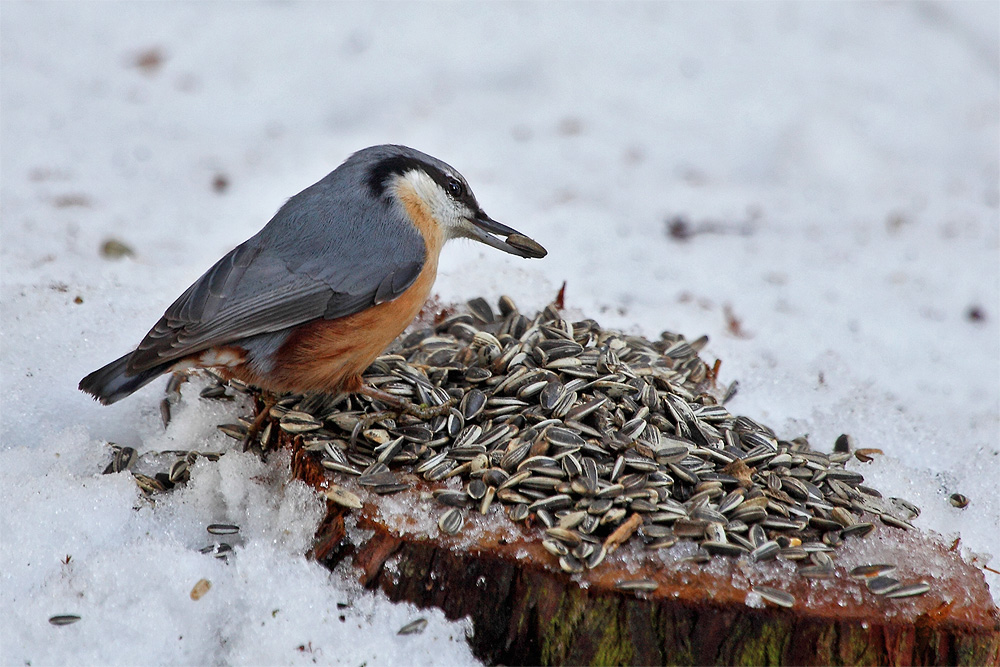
[{"left": 80, "top": 145, "right": 547, "bottom": 411}]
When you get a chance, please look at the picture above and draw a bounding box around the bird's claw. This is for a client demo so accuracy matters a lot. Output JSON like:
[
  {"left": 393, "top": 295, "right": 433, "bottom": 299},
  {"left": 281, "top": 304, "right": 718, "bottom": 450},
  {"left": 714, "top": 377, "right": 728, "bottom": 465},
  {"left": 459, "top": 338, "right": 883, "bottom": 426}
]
[{"left": 399, "top": 397, "right": 457, "bottom": 420}]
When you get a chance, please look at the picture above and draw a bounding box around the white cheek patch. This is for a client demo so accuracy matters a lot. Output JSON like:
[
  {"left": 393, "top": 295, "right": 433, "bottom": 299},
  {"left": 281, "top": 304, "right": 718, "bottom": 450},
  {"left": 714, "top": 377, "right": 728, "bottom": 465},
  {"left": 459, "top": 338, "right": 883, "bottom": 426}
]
[{"left": 398, "top": 169, "right": 469, "bottom": 240}]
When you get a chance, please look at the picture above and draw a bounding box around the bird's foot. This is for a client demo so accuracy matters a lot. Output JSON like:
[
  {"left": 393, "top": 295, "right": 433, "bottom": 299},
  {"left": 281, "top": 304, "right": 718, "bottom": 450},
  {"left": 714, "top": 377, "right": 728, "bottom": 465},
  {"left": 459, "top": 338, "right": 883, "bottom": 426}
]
[
  {"left": 159, "top": 372, "right": 189, "bottom": 428},
  {"left": 357, "top": 384, "right": 456, "bottom": 421},
  {"left": 243, "top": 390, "right": 279, "bottom": 453},
  {"left": 398, "top": 397, "right": 457, "bottom": 420}
]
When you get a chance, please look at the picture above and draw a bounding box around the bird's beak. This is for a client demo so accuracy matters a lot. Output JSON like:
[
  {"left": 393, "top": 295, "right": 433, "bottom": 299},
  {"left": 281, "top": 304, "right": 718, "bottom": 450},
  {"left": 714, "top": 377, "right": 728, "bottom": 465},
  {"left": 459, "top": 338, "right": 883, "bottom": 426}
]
[{"left": 467, "top": 212, "right": 547, "bottom": 259}]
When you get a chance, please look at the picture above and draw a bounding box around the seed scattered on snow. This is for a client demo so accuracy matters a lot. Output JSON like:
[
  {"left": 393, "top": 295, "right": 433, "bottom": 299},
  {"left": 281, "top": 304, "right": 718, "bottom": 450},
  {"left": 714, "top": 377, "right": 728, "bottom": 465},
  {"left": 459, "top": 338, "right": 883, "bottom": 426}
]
[
  {"left": 397, "top": 617, "right": 429, "bottom": 635},
  {"left": 48, "top": 615, "right": 81, "bottom": 626},
  {"left": 190, "top": 578, "right": 211, "bottom": 601}
]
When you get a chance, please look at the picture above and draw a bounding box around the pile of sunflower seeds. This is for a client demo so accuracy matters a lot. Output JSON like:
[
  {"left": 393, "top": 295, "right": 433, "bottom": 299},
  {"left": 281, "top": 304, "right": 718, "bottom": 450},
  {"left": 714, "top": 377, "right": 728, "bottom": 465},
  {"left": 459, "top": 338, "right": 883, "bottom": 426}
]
[{"left": 111, "top": 295, "right": 931, "bottom": 607}]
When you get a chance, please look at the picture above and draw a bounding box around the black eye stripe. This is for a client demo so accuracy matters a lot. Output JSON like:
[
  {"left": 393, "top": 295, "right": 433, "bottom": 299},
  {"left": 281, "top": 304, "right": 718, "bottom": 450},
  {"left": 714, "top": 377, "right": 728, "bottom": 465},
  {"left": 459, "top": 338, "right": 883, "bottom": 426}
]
[
  {"left": 367, "top": 156, "right": 477, "bottom": 211},
  {"left": 366, "top": 156, "right": 427, "bottom": 196}
]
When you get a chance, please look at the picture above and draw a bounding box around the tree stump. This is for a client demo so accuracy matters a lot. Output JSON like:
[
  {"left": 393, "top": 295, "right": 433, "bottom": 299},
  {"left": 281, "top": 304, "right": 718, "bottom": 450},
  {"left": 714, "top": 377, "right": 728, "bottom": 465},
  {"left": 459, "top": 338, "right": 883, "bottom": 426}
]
[{"left": 285, "top": 433, "right": 1000, "bottom": 666}]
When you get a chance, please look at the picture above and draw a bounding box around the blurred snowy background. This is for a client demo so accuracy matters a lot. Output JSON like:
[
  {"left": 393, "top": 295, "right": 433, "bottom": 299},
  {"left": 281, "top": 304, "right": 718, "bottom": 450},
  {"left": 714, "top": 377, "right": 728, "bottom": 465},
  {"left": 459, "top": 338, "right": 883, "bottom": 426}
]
[{"left": 1, "top": 2, "right": 997, "bottom": 664}]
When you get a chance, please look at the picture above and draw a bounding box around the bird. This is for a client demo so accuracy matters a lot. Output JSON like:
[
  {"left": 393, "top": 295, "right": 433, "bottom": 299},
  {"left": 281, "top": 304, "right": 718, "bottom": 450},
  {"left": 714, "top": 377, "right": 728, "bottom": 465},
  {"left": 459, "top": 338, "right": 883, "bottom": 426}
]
[{"left": 79, "top": 144, "right": 547, "bottom": 414}]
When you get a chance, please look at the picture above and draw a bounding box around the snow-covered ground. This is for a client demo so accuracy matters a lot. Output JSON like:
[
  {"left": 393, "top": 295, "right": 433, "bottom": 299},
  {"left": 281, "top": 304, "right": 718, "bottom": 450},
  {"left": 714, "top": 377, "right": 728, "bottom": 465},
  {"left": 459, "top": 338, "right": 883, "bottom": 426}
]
[{"left": 2, "top": 2, "right": 997, "bottom": 664}]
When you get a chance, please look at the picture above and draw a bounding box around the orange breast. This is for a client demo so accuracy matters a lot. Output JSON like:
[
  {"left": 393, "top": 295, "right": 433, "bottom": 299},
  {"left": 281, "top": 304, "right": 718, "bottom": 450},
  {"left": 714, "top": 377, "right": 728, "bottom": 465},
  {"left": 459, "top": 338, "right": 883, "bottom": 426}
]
[{"left": 230, "top": 180, "right": 445, "bottom": 395}]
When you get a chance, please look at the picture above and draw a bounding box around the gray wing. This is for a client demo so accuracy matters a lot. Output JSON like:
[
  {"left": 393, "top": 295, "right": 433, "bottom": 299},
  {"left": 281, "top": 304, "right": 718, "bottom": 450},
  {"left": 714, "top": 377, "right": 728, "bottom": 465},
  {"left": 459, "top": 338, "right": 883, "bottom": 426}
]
[{"left": 125, "top": 174, "right": 426, "bottom": 374}]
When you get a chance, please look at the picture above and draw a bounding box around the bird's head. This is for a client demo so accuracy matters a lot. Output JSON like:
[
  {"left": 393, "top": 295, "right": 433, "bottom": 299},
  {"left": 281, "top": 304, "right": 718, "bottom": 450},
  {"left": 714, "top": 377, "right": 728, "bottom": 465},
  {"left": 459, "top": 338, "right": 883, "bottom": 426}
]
[{"left": 359, "top": 145, "right": 547, "bottom": 259}]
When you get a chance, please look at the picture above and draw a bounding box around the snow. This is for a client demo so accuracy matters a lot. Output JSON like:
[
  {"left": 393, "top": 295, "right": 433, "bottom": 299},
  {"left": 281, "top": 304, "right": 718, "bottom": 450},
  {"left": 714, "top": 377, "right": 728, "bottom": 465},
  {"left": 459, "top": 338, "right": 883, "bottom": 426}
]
[{"left": 2, "top": 1, "right": 997, "bottom": 663}]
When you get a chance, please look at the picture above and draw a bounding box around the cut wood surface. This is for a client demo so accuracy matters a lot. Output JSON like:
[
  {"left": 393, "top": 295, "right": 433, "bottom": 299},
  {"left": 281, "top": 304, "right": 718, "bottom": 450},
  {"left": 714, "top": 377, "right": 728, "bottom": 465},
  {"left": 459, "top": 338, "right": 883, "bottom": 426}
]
[{"left": 284, "top": 431, "right": 1000, "bottom": 666}]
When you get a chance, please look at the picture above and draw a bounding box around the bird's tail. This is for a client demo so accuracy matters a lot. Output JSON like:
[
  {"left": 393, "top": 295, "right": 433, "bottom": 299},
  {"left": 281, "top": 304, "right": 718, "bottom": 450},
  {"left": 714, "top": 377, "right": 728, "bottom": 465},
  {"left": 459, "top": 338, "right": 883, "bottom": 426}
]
[{"left": 79, "top": 353, "right": 171, "bottom": 405}]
